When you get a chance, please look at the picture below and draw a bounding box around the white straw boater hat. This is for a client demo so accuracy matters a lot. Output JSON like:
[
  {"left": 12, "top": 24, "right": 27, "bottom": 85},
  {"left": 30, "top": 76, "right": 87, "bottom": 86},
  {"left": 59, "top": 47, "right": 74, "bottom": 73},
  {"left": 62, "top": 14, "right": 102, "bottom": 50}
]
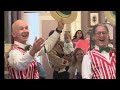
[{"left": 50, "top": 11, "right": 77, "bottom": 24}]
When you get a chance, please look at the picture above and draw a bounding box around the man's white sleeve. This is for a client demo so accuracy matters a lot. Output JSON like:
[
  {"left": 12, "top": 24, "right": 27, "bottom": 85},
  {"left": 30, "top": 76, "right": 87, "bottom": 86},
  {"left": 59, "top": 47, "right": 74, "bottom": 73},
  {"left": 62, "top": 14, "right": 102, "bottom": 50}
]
[
  {"left": 82, "top": 54, "right": 92, "bottom": 79},
  {"left": 8, "top": 50, "right": 34, "bottom": 70},
  {"left": 37, "top": 31, "right": 60, "bottom": 56}
]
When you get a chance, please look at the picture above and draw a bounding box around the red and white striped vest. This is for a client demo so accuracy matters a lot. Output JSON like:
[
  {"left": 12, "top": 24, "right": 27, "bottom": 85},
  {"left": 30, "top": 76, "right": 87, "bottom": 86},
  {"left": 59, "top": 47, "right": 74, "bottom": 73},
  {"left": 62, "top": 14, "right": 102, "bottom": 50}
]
[
  {"left": 87, "top": 49, "right": 116, "bottom": 79},
  {"left": 7, "top": 44, "right": 39, "bottom": 79}
]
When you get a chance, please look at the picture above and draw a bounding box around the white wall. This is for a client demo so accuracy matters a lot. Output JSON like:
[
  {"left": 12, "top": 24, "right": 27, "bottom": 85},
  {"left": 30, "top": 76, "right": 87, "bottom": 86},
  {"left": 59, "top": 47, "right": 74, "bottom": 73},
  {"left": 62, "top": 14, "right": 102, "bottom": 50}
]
[{"left": 71, "top": 11, "right": 81, "bottom": 39}]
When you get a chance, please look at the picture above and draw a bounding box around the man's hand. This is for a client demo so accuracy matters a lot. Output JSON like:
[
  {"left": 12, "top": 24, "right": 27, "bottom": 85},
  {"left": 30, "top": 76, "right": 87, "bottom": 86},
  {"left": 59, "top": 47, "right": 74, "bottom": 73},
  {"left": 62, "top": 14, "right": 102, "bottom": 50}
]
[
  {"left": 30, "top": 37, "right": 44, "bottom": 56},
  {"left": 63, "top": 54, "right": 72, "bottom": 62},
  {"left": 57, "top": 19, "right": 64, "bottom": 31}
]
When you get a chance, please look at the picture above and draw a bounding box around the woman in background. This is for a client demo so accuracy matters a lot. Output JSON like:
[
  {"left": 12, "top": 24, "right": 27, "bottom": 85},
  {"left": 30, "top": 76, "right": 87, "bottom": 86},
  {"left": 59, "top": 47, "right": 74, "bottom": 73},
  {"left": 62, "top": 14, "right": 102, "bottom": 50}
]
[
  {"left": 68, "top": 48, "right": 85, "bottom": 79},
  {"left": 72, "top": 30, "right": 84, "bottom": 48}
]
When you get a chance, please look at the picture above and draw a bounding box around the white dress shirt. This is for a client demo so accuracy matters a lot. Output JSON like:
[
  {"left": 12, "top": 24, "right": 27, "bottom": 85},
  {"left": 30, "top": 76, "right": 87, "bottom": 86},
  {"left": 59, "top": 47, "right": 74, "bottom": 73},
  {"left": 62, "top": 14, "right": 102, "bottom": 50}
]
[
  {"left": 37, "top": 31, "right": 60, "bottom": 56},
  {"left": 8, "top": 41, "right": 34, "bottom": 70},
  {"left": 82, "top": 45, "right": 110, "bottom": 79}
]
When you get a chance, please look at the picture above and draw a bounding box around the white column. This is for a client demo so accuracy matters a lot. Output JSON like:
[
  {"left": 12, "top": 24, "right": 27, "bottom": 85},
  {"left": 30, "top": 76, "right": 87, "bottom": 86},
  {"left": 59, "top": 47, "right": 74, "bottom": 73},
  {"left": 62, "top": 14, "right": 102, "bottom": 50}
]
[{"left": 71, "top": 11, "right": 81, "bottom": 39}]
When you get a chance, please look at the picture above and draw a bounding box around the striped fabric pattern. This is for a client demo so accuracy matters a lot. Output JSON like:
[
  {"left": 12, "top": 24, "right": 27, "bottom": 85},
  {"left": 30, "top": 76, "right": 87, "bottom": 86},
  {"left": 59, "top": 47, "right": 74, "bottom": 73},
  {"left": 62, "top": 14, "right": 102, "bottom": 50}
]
[
  {"left": 88, "top": 49, "right": 116, "bottom": 79},
  {"left": 7, "top": 44, "right": 39, "bottom": 79}
]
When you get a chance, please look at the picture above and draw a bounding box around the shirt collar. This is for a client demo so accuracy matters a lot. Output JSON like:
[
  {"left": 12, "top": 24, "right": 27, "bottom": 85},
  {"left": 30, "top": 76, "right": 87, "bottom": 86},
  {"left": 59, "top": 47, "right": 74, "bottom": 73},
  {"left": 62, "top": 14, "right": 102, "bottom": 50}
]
[
  {"left": 94, "top": 45, "right": 99, "bottom": 50},
  {"left": 94, "top": 45, "right": 109, "bottom": 53},
  {"left": 14, "top": 41, "right": 27, "bottom": 49}
]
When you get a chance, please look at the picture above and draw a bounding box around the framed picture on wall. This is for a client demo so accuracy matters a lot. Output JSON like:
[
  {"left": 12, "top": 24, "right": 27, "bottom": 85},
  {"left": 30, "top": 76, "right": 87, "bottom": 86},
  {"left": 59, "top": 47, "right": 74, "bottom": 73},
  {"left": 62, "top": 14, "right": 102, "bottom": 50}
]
[{"left": 89, "top": 11, "right": 100, "bottom": 27}]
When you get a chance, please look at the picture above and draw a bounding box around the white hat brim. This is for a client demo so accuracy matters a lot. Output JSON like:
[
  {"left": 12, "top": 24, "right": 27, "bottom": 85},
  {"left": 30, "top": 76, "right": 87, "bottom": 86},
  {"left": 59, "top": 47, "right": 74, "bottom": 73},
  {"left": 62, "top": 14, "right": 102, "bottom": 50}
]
[{"left": 50, "top": 11, "right": 77, "bottom": 24}]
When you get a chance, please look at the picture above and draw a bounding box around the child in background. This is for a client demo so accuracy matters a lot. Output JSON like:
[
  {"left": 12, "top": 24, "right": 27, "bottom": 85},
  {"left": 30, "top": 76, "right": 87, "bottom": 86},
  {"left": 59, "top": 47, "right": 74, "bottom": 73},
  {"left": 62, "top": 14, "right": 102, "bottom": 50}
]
[
  {"left": 63, "top": 31, "right": 74, "bottom": 71},
  {"left": 63, "top": 31, "right": 74, "bottom": 56}
]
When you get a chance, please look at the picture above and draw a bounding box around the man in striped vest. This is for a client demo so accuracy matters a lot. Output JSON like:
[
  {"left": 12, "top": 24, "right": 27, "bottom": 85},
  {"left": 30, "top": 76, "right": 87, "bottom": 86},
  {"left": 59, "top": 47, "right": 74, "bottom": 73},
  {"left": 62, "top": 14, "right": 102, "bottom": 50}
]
[
  {"left": 82, "top": 24, "right": 116, "bottom": 79},
  {"left": 7, "top": 19, "right": 64, "bottom": 79}
]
